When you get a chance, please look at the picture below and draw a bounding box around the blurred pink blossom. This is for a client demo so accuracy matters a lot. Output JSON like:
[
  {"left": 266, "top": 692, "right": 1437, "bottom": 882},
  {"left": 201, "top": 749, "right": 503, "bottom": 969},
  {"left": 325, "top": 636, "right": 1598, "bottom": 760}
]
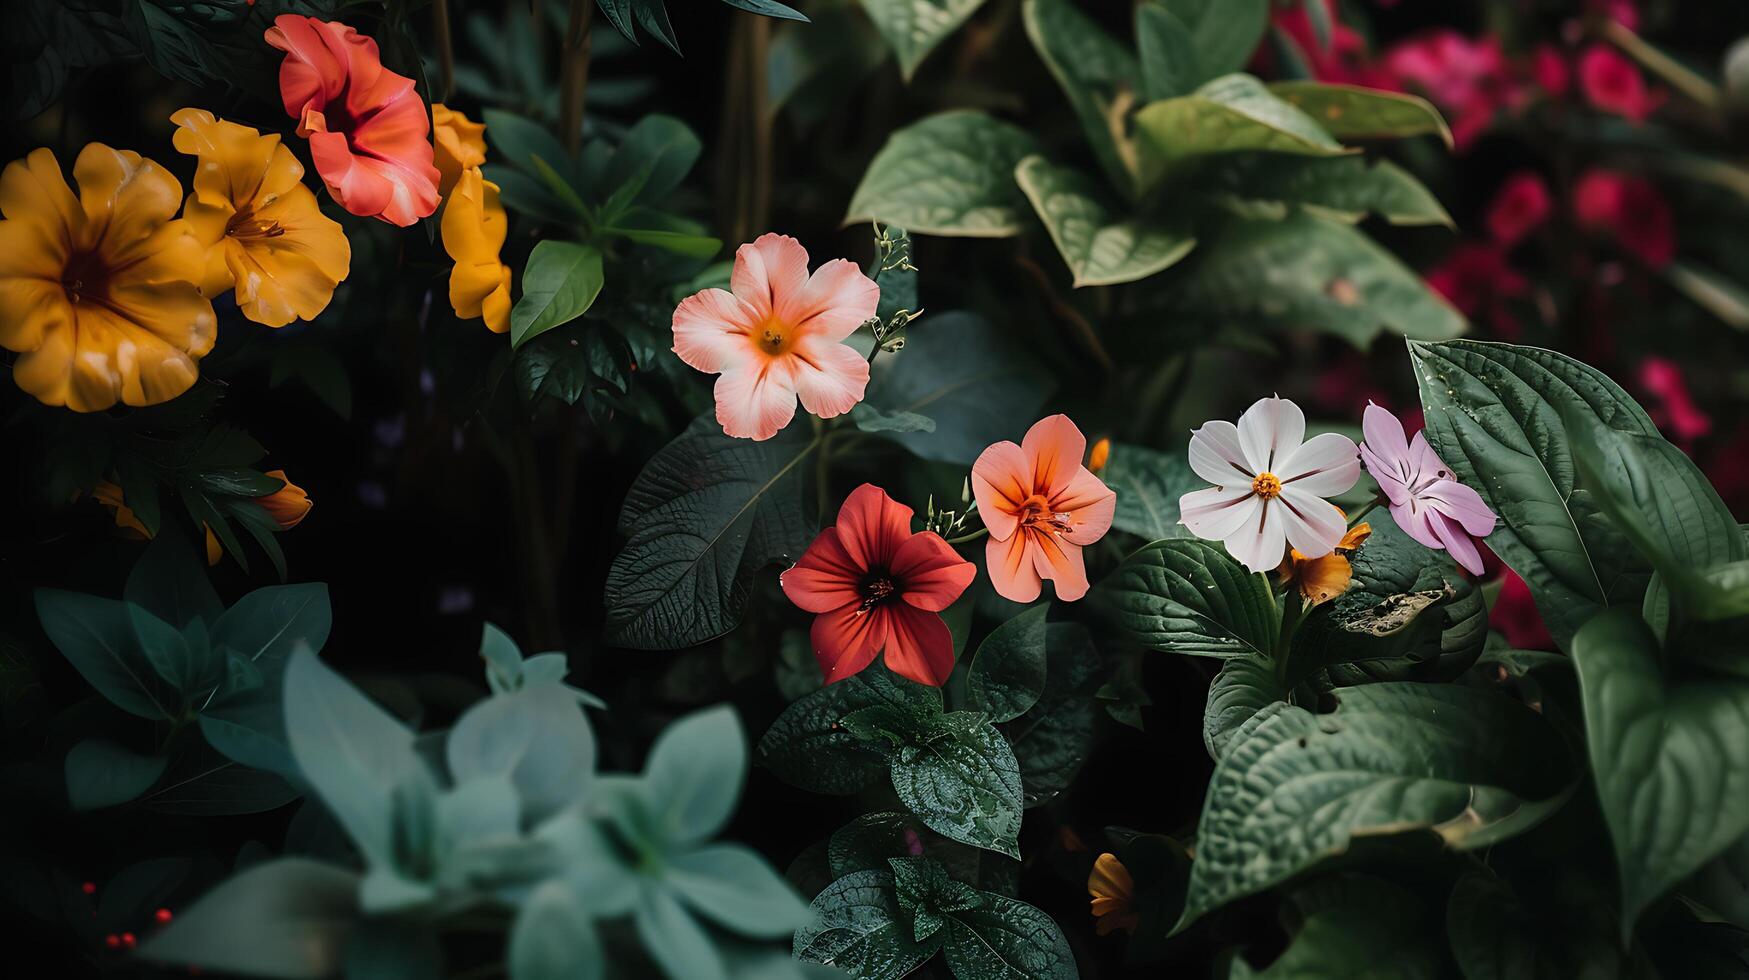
[
  {"left": 1638, "top": 357, "right": 1711, "bottom": 444},
  {"left": 1486, "top": 171, "right": 1553, "bottom": 247}
]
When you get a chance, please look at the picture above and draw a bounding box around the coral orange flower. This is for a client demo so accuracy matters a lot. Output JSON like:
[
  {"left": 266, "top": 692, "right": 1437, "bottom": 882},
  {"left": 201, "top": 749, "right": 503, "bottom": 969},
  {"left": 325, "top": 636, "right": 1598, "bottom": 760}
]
[
  {"left": 972, "top": 415, "right": 1117, "bottom": 603},
  {"left": 265, "top": 15, "right": 440, "bottom": 227},
  {"left": 0, "top": 145, "right": 215, "bottom": 412},
  {"left": 440, "top": 167, "right": 512, "bottom": 334},
  {"left": 1278, "top": 521, "right": 1371, "bottom": 607},
  {"left": 780, "top": 484, "right": 976, "bottom": 687},
  {"left": 259, "top": 470, "right": 312, "bottom": 529},
  {"left": 672, "top": 233, "right": 878, "bottom": 441},
  {"left": 170, "top": 108, "right": 351, "bottom": 328},
  {"left": 1088, "top": 853, "right": 1139, "bottom": 936},
  {"left": 432, "top": 103, "right": 487, "bottom": 198}
]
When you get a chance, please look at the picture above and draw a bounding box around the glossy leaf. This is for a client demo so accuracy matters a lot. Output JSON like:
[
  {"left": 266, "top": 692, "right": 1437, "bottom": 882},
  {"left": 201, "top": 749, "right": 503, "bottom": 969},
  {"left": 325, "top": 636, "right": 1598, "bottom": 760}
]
[
  {"left": 940, "top": 892, "right": 1076, "bottom": 979},
  {"left": 887, "top": 716, "right": 1024, "bottom": 858},
  {"left": 1269, "top": 81, "right": 1453, "bottom": 146},
  {"left": 1015, "top": 155, "right": 1196, "bottom": 287},
  {"left": 1022, "top": 0, "right": 1141, "bottom": 196},
  {"left": 846, "top": 110, "right": 1039, "bottom": 236},
  {"left": 857, "top": 0, "right": 988, "bottom": 80},
  {"left": 1135, "top": 74, "right": 1346, "bottom": 188},
  {"left": 65, "top": 738, "right": 167, "bottom": 811},
  {"left": 1202, "top": 654, "right": 1282, "bottom": 761},
  {"left": 794, "top": 869, "right": 942, "bottom": 979},
  {"left": 510, "top": 241, "right": 605, "bottom": 349},
  {"left": 1101, "top": 441, "right": 1199, "bottom": 541},
  {"left": 758, "top": 668, "right": 934, "bottom": 794},
  {"left": 1091, "top": 538, "right": 1279, "bottom": 659},
  {"left": 1209, "top": 154, "right": 1453, "bottom": 227},
  {"left": 967, "top": 606, "right": 1050, "bottom": 722},
  {"left": 35, "top": 590, "right": 177, "bottom": 720}
]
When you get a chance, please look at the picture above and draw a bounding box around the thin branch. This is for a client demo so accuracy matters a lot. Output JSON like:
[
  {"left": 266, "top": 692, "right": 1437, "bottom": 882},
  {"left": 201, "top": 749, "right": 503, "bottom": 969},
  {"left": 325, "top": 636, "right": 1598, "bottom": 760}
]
[{"left": 557, "top": 0, "right": 595, "bottom": 153}]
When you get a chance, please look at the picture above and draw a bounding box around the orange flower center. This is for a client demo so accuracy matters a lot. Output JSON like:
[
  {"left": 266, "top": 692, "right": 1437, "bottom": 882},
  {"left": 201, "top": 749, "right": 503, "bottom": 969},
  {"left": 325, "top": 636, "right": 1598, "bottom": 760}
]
[
  {"left": 1019, "top": 495, "right": 1073, "bottom": 536},
  {"left": 60, "top": 248, "right": 110, "bottom": 304},
  {"left": 1251, "top": 472, "right": 1282, "bottom": 498},
  {"left": 226, "top": 210, "right": 287, "bottom": 242},
  {"left": 858, "top": 572, "right": 898, "bottom": 612},
  {"left": 756, "top": 318, "right": 793, "bottom": 356}
]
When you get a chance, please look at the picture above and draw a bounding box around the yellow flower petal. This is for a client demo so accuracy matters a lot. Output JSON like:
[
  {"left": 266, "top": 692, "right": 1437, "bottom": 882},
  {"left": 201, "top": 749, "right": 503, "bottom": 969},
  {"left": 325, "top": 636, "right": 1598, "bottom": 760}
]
[
  {"left": 432, "top": 103, "right": 488, "bottom": 199},
  {"left": 441, "top": 166, "right": 512, "bottom": 333}
]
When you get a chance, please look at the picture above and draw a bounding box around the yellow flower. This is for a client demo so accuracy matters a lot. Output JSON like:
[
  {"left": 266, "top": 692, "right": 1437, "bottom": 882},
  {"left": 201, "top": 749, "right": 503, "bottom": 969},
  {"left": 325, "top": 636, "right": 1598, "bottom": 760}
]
[
  {"left": 259, "top": 469, "right": 312, "bottom": 529},
  {"left": 1088, "top": 853, "right": 1139, "bottom": 936},
  {"left": 1278, "top": 522, "right": 1372, "bottom": 607},
  {"left": 440, "top": 166, "right": 512, "bottom": 334},
  {"left": 170, "top": 108, "right": 351, "bottom": 328},
  {"left": 0, "top": 145, "right": 215, "bottom": 412},
  {"left": 432, "top": 103, "right": 487, "bottom": 199}
]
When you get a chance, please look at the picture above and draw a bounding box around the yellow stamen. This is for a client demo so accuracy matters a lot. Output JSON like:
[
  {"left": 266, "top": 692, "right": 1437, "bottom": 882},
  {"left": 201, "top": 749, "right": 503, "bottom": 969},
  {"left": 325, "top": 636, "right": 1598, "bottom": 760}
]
[{"left": 1251, "top": 472, "right": 1282, "bottom": 498}]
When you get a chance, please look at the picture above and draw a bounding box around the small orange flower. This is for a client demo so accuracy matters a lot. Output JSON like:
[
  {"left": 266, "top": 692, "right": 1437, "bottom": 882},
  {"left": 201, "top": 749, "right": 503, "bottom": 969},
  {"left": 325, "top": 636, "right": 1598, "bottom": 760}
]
[
  {"left": 432, "top": 103, "right": 487, "bottom": 198},
  {"left": 259, "top": 469, "right": 312, "bottom": 529},
  {"left": 1278, "top": 522, "right": 1371, "bottom": 606},
  {"left": 1087, "top": 437, "right": 1111, "bottom": 474},
  {"left": 1088, "top": 853, "right": 1139, "bottom": 936},
  {"left": 91, "top": 481, "right": 150, "bottom": 538}
]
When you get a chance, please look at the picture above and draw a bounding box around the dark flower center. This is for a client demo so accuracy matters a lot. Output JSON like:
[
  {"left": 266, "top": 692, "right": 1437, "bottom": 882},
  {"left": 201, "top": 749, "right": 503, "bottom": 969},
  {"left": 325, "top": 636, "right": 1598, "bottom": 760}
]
[
  {"left": 61, "top": 248, "right": 108, "bottom": 303},
  {"left": 858, "top": 570, "right": 899, "bottom": 612}
]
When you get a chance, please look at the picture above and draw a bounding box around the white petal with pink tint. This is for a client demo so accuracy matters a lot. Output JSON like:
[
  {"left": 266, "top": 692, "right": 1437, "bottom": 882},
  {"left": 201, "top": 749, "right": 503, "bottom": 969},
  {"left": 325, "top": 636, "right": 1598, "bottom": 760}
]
[
  {"left": 1429, "top": 509, "right": 1485, "bottom": 574},
  {"left": 1225, "top": 498, "right": 1286, "bottom": 574},
  {"left": 1179, "top": 486, "right": 1260, "bottom": 541},
  {"left": 1277, "top": 487, "right": 1348, "bottom": 557},
  {"left": 731, "top": 233, "right": 810, "bottom": 316},
  {"left": 714, "top": 362, "right": 798, "bottom": 441},
  {"left": 1423, "top": 479, "right": 1496, "bottom": 536},
  {"left": 1188, "top": 420, "right": 1255, "bottom": 489},
  {"left": 1278, "top": 432, "right": 1360, "bottom": 497},
  {"left": 672, "top": 287, "right": 756, "bottom": 373},
  {"left": 791, "top": 336, "right": 870, "bottom": 419},
  {"left": 782, "top": 258, "right": 880, "bottom": 343},
  {"left": 1237, "top": 396, "right": 1306, "bottom": 473},
  {"left": 1361, "top": 402, "right": 1411, "bottom": 470}
]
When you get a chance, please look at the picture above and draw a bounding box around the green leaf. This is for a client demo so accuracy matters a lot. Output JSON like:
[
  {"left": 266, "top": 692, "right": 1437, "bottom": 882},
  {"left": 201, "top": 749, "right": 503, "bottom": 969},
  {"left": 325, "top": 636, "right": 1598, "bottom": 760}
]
[
  {"left": 757, "top": 669, "right": 921, "bottom": 795},
  {"left": 1090, "top": 538, "right": 1279, "bottom": 659},
  {"left": 447, "top": 684, "right": 596, "bottom": 825},
  {"left": 130, "top": 603, "right": 208, "bottom": 696},
  {"left": 1209, "top": 154, "right": 1453, "bottom": 227},
  {"left": 1268, "top": 81, "right": 1453, "bottom": 146},
  {"left": 603, "top": 114, "right": 703, "bottom": 209},
  {"left": 967, "top": 606, "right": 1050, "bottom": 722},
  {"left": 483, "top": 109, "right": 576, "bottom": 190},
  {"left": 125, "top": 529, "right": 223, "bottom": 629},
  {"left": 65, "top": 738, "right": 168, "bottom": 810},
  {"left": 509, "top": 881, "right": 605, "bottom": 980},
  {"left": 845, "top": 110, "right": 1040, "bottom": 237},
  {"left": 201, "top": 583, "right": 332, "bottom": 777},
  {"left": 1134, "top": 73, "right": 1346, "bottom": 189},
  {"left": 1572, "top": 608, "right": 1749, "bottom": 936},
  {"left": 1015, "top": 155, "right": 1196, "bottom": 287},
  {"left": 1161, "top": 0, "right": 1270, "bottom": 85},
  {"left": 1230, "top": 874, "right": 1441, "bottom": 978},
  {"left": 1408, "top": 339, "right": 1660, "bottom": 649},
  {"left": 863, "top": 312, "right": 1053, "bottom": 465},
  {"left": 35, "top": 589, "right": 176, "bottom": 720},
  {"left": 887, "top": 716, "right": 1024, "bottom": 858},
  {"left": 604, "top": 416, "right": 819, "bottom": 649},
  {"left": 1177, "top": 684, "right": 1575, "bottom": 931},
  {"left": 1022, "top": 0, "right": 1142, "bottom": 196},
  {"left": 284, "top": 649, "right": 425, "bottom": 867},
  {"left": 1102, "top": 441, "right": 1199, "bottom": 541},
  {"left": 1444, "top": 872, "right": 1544, "bottom": 980},
  {"left": 1202, "top": 654, "right": 1282, "bottom": 761},
  {"left": 645, "top": 704, "right": 744, "bottom": 845},
  {"left": 1686, "top": 833, "right": 1749, "bottom": 932},
  {"left": 1136, "top": 2, "right": 1195, "bottom": 102},
  {"left": 940, "top": 892, "right": 1076, "bottom": 980},
  {"left": 668, "top": 842, "right": 813, "bottom": 939},
  {"left": 136, "top": 745, "right": 300, "bottom": 816},
  {"left": 852, "top": 404, "right": 936, "bottom": 434},
  {"left": 636, "top": 887, "right": 728, "bottom": 980},
  {"left": 1168, "top": 213, "right": 1466, "bottom": 345},
  {"left": 138, "top": 858, "right": 361, "bottom": 978},
  {"left": 890, "top": 856, "right": 981, "bottom": 943},
  {"left": 510, "top": 242, "right": 604, "bottom": 349},
  {"left": 794, "top": 870, "right": 943, "bottom": 978},
  {"left": 857, "top": 0, "right": 988, "bottom": 80},
  {"left": 607, "top": 226, "right": 723, "bottom": 258}
]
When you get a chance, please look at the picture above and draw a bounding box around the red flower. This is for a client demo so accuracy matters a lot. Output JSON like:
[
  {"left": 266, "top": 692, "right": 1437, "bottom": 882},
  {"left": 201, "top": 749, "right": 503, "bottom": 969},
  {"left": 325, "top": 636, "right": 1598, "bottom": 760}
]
[
  {"left": 1638, "top": 357, "right": 1711, "bottom": 444},
  {"left": 1267, "top": 0, "right": 1397, "bottom": 88},
  {"left": 1381, "top": 31, "right": 1516, "bottom": 150},
  {"left": 1572, "top": 169, "right": 1675, "bottom": 268},
  {"left": 781, "top": 484, "right": 976, "bottom": 687},
  {"left": 264, "top": 16, "right": 440, "bottom": 226},
  {"left": 1486, "top": 171, "right": 1552, "bottom": 247},
  {"left": 1578, "top": 45, "right": 1661, "bottom": 123},
  {"left": 1425, "top": 242, "right": 1529, "bottom": 337},
  {"left": 1531, "top": 45, "right": 1570, "bottom": 99},
  {"left": 1490, "top": 567, "right": 1554, "bottom": 651}
]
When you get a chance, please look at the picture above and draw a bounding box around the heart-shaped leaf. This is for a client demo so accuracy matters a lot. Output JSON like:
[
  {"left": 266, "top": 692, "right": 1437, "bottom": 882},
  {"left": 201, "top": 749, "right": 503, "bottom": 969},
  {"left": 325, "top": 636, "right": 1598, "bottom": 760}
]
[{"left": 1090, "top": 538, "right": 1279, "bottom": 659}]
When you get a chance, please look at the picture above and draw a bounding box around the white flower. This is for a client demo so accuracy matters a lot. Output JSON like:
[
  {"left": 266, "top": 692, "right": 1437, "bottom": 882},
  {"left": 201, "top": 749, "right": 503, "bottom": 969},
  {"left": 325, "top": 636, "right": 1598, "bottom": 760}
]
[{"left": 1178, "top": 396, "right": 1361, "bottom": 574}]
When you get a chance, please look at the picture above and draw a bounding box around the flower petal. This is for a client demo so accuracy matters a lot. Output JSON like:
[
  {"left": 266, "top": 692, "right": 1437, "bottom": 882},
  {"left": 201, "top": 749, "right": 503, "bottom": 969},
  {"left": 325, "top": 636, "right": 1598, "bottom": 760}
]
[
  {"left": 1423, "top": 479, "right": 1497, "bottom": 537},
  {"left": 1224, "top": 497, "right": 1287, "bottom": 574},
  {"left": 781, "top": 258, "right": 880, "bottom": 343},
  {"left": 1188, "top": 419, "right": 1255, "bottom": 488},
  {"left": 811, "top": 604, "right": 887, "bottom": 685},
  {"left": 1360, "top": 401, "right": 1410, "bottom": 469},
  {"left": 1029, "top": 530, "right": 1090, "bottom": 601},
  {"left": 1022, "top": 414, "right": 1087, "bottom": 501},
  {"left": 1277, "top": 487, "right": 1349, "bottom": 558},
  {"left": 1179, "top": 486, "right": 1259, "bottom": 541},
  {"left": 1054, "top": 467, "right": 1116, "bottom": 546},
  {"left": 1361, "top": 442, "right": 1411, "bottom": 507},
  {"left": 1390, "top": 499, "right": 1445, "bottom": 551},
  {"left": 731, "top": 233, "right": 810, "bottom": 319},
  {"left": 834, "top": 484, "right": 913, "bottom": 573},
  {"left": 0, "top": 148, "right": 84, "bottom": 253},
  {"left": 891, "top": 532, "right": 975, "bottom": 612},
  {"left": 781, "top": 527, "right": 863, "bottom": 614},
  {"left": 1277, "top": 432, "right": 1360, "bottom": 497},
  {"left": 1428, "top": 509, "right": 1485, "bottom": 575},
  {"left": 971, "top": 440, "right": 1029, "bottom": 542},
  {"left": 73, "top": 144, "right": 184, "bottom": 265},
  {"left": 1409, "top": 431, "right": 1452, "bottom": 483},
  {"left": 882, "top": 604, "right": 956, "bottom": 687},
  {"left": 1236, "top": 395, "right": 1306, "bottom": 474},
  {"left": 986, "top": 531, "right": 1041, "bottom": 603},
  {"left": 672, "top": 287, "right": 757, "bottom": 374},
  {"left": 713, "top": 361, "right": 798, "bottom": 441},
  {"left": 790, "top": 335, "right": 870, "bottom": 419}
]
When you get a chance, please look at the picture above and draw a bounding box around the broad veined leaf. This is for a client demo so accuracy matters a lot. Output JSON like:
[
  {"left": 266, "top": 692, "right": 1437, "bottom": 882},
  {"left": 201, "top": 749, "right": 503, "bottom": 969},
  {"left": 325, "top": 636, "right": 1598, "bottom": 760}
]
[
  {"left": 967, "top": 606, "right": 1050, "bottom": 722},
  {"left": 857, "top": 0, "right": 988, "bottom": 80},
  {"left": 1209, "top": 154, "right": 1453, "bottom": 227},
  {"left": 845, "top": 110, "right": 1040, "bottom": 236},
  {"left": 604, "top": 415, "right": 819, "bottom": 649},
  {"left": 65, "top": 738, "right": 168, "bottom": 811},
  {"left": 1022, "top": 0, "right": 1142, "bottom": 197},
  {"left": 887, "top": 717, "right": 1025, "bottom": 858},
  {"left": 758, "top": 667, "right": 936, "bottom": 794},
  {"left": 1100, "top": 441, "right": 1199, "bottom": 541},
  {"left": 1167, "top": 213, "right": 1466, "bottom": 345},
  {"left": 201, "top": 583, "right": 333, "bottom": 778},
  {"left": 1160, "top": 0, "right": 1270, "bottom": 86},
  {"left": 863, "top": 312, "right": 1053, "bottom": 465},
  {"left": 1176, "top": 683, "right": 1574, "bottom": 931},
  {"left": 794, "top": 870, "right": 943, "bottom": 979},
  {"left": 510, "top": 241, "right": 605, "bottom": 349},
  {"left": 1269, "top": 81, "right": 1452, "bottom": 147},
  {"left": 1090, "top": 539, "right": 1279, "bottom": 659},
  {"left": 1202, "top": 654, "right": 1282, "bottom": 762},
  {"left": 1134, "top": 73, "right": 1347, "bottom": 189},
  {"left": 939, "top": 892, "right": 1076, "bottom": 979},
  {"left": 1230, "top": 874, "right": 1442, "bottom": 979},
  {"left": 35, "top": 589, "right": 178, "bottom": 720},
  {"left": 1135, "top": 2, "right": 1195, "bottom": 102},
  {"left": 138, "top": 858, "right": 361, "bottom": 978},
  {"left": 1571, "top": 609, "right": 1749, "bottom": 936},
  {"left": 1015, "top": 155, "right": 1195, "bottom": 287},
  {"left": 1408, "top": 340, "right": 1659, "bottom": 649},
  {"left": 1000, "top": 620, "right": 1101, "bottom": 807}
]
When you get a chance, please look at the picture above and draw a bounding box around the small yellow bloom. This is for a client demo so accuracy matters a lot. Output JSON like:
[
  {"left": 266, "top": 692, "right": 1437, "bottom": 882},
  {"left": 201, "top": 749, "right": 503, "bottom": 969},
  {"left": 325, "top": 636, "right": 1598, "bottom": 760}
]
[
  {"left": 0, "top": 145, "right": 215, "bottom": 411},
  {"left": 204, "top": 525, "right": 223, "bottom": 566},
  {"left": 1278, "top": 522, "right": 1372, "bottom": 607},
  {"left": 260, "top": 469, "right": 312, "bottom": 529},
  {"left": 92, "top": 481, "right": 150, "bottom": 538},
  {"left": 1088, "top": 853, "right": 1139, "bottom": 936},
  {"left": 440, "top": 167, "right": 512, "bottom": 334},
  {"left": 170, "top": 108, "right": 351, "bottom": 328},
  {"left": 432, "top": 103, "right": 487, "bottom": 199},
  {"left": 1087, "top": 437, "right": 1111, "bottom": 474}
]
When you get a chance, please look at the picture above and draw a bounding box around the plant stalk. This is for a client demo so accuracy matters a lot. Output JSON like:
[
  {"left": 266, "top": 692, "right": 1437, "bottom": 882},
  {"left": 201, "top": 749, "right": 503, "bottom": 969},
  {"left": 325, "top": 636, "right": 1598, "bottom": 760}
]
[{"left": 557, "top": 0, "right": 595, "bottom": 153}]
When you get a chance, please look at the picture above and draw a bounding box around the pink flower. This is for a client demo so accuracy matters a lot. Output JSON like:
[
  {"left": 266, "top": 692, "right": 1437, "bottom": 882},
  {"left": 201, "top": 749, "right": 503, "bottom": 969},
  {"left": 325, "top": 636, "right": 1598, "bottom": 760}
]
[
  {"left": 781, "top": 485, "right": 975, "bottom": 686},
  {"left": 1589, "top": 0, "right": 1639, "bottom": 31},
  {"left": 1578, "top": 45, "right": 1661, "bottom": 122},
  {"left": 1381, "top": 31, "right": 1516, "bottom": 150},
  {"left": 973, "top": 415, "right": 1117, "bottom": 602},
  {"left": 671, "top": 233, "right": 877, "bottom": 441},
  {"left": 1486, "top": 171, "right": 1552, "bottom": 247},
  {"left": 1267, "top": 0, "right": 1397, "bottom": 88},
  {"left": 1638, "top": 357, "right": 1711, "bottom": 444},
  {"left": 1425, "top": 242, "right": 1529, "bottom": 337},
  {"left": 1359, "top": 403, "right": 1496, "bottom": 575},
  {"left": 1572, "top": 169, "right": 1675, "bottom": 268},
  {"left": 1179, "top": 396, "right": 1360, "bottom": 574},
  {"left": 1532, "top": 44, "right": 1571, "bottom": 99}
]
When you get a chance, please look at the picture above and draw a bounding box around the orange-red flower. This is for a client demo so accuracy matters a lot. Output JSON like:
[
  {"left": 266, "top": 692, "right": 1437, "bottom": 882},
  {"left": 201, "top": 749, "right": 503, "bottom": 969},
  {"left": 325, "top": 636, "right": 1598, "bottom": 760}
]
[
  {"left": 1278, "top": 522, "right": 1371, "bottom": 607},
  {"left": 780, "top": 484, "right": 976, "bottom": 687},
  {"left": 0, "top": 145, "right": 215, "bottom": 411},
  {"left": 1088, "top": 853, "right": 1139, "bottom": 936},
  {"left": 264, "top": 15, "right": 440, "bottom": 227},
  {"left": 973, "top": 415, "right": 1117, "bottom": 602}
]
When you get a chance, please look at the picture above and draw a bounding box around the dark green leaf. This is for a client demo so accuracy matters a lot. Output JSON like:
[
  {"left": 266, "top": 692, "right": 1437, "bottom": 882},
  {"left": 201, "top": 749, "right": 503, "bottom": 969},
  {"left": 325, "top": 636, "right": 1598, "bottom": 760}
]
[
  {"left": 35, "top": 589, "right": 177, "bottom": 720},
  {"left": 846, "top": 110, "right": 1040, "bottom": 236},
  {"left": 967, "top": 606, "right": 1050, "bottom": 722},
  {"left": 1101, "top": 441, "right": 1199, "bottom": 541},
  {"left": 125, "top": 529, "right": 223, "bottom": 629},
  {"left": 1090, "top": 538, "right": 1279, "bottom": 658},
  {"left": 1022, "top": 0, "right": 1142, "bottom": 196},
  {"left": 511, "top": 241, "right": 605, "bottom": 349},
  {"left": 1136, "top": 2, "right": 1195, "bottom": 101},
  {"left": 794, "top": 870, "right": 943, "bottom": 979},
  {"left": 940, "top": 892, "right": 1076, "bottom": 980},
  {"left": 1230, "top": 874, "right": 1441, "bottom": 979},
  {"left": 1015, "top": 155, "right": 1196, "bottom": 287},
  {"left": 65, "top": 738, "right": 168, "bottom": 810},
  {"left": 1160, "top": 0, "right": 1270, "bottom": 85},
  {"left": 1208, "top": 154, "right": 1453, "bottom": 227},
  {"left": 857, "top": 0, "right": 987, "bottom": 80},
  {"left": 1135, "top": 73, "right": 1346, "bottom": 188},
  {"left": 759, "top": 668, "right": 934, "bottom": 794},
  {"left": 887, "top": 716, "right": 1024, "bottom": 858},
  {"left": 1202, "top": 654, "right": 1282, "bottom": 761}
]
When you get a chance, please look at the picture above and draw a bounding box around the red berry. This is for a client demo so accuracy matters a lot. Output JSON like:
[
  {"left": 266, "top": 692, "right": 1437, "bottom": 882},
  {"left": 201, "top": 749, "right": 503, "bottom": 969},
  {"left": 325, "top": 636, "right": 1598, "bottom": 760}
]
[
  {"left": 81, "top": 882, "right": 97, "bottom": 895},
  {"left": 121, "top": 933, "right": 137, "bottom": 948},
  {"left": 104, "top": 935, "right": 121, "bottom": 949},
  {"left": 155, "top": 908, "right": 173, "bottom": 924}
]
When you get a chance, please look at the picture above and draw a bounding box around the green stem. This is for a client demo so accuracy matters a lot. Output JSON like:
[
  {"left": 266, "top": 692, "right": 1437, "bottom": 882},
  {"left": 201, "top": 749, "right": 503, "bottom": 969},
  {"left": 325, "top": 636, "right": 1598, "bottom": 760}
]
[
  {"left": 945, "top": 528, "right": 989, "bottom": 546},
  {"left": 1346, "top": 498, "right": 1380, "bottom": 527},
  {"left": 1275, "top": 591, "right": 1303, "bottom": 687}
]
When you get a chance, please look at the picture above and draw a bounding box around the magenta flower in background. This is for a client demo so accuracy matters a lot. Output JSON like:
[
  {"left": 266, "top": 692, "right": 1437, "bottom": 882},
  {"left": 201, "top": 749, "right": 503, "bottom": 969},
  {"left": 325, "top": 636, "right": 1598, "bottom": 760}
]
[
  {"left": 1359, "top": 403, "right": 1497, "bottom": 575},
  {"left": 1638, "top": 356, "right": 1712, "bottom": 444},
  {"left": 1485, "top": 170, "right": 1552, "bottom": 247},
  {"left": 1578, "top": 45, "right": 1662, "bottom": 123}
]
